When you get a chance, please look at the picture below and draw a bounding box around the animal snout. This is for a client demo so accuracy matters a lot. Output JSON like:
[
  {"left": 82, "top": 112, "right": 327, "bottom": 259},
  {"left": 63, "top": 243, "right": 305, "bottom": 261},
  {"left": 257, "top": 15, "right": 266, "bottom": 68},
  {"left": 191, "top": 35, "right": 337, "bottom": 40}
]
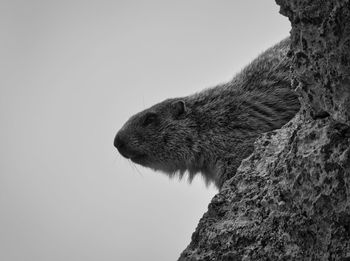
[
  {"left": 114, "top": 134, "right": 128, "bottom": 158},
  {"left": 114, "top": 133, "right": 139, "bottom": 159}
]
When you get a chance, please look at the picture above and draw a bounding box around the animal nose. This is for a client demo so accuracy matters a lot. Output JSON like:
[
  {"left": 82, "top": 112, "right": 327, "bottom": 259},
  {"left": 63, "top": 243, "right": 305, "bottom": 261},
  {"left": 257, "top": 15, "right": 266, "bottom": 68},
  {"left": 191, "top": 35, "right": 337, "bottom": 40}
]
[
  {"left": 114, "top": 134, "right": 130, "bottom": 158},
  {"left": 114, "top": 133, "right": 122, "bottom": 149}
]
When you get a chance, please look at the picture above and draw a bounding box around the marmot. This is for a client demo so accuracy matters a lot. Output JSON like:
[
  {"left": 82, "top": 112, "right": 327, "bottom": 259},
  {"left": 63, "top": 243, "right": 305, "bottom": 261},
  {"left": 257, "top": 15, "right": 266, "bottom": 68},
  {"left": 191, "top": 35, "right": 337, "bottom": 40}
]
[{"left": 114, "top": 38, "right": 300, "bottom": 190}]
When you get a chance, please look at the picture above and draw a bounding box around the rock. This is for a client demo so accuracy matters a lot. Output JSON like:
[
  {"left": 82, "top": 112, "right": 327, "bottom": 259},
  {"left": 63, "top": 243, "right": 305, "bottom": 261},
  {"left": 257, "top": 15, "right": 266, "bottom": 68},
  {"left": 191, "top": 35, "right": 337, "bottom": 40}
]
[{"left": 179, "top": 1, "right": 350, "bottom": 260}]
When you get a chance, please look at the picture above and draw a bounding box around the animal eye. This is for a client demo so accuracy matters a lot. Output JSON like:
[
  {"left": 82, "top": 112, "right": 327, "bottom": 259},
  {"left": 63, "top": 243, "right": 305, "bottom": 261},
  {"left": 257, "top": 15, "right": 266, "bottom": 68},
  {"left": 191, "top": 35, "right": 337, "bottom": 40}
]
[{"left": 143, "top": 113, "right": 157, "bottom": 126}]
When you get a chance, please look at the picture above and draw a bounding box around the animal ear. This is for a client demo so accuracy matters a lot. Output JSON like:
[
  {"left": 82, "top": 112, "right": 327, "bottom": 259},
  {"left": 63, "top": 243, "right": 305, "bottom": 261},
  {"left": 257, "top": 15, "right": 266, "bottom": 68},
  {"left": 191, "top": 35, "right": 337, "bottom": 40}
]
[{"left": 172, "top": 100, "right": 186, "bottom": 117}]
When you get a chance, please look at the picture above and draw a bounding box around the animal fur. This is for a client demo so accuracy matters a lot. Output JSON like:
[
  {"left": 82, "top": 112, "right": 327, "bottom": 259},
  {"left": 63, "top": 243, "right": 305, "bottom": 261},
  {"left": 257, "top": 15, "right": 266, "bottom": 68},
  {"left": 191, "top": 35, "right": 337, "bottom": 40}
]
[{"left": 114, "top": 38, "right": 300, "bottom": 189}]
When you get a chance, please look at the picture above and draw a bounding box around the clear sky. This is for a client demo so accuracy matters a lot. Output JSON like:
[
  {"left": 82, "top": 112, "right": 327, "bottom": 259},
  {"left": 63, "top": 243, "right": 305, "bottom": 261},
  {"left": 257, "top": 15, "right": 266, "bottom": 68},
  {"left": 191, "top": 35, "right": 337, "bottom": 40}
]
[{"left": 0, "top": 1, "right": 290, "bottom": 260}]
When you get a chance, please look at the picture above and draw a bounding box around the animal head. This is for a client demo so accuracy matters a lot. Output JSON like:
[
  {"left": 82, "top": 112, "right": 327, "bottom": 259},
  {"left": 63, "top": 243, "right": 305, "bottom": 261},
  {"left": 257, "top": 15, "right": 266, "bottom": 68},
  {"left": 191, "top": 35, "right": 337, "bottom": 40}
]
[{"left": 114, "top": 99, "right": 202, "bottom": 176}]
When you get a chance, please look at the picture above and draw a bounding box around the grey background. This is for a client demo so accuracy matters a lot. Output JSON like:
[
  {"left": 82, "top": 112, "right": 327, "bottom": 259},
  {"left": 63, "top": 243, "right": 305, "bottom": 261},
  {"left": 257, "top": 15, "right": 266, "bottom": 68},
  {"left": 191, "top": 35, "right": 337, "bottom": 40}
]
[{"left": 0, "top": 1, "right": 290, "bottom": 260}]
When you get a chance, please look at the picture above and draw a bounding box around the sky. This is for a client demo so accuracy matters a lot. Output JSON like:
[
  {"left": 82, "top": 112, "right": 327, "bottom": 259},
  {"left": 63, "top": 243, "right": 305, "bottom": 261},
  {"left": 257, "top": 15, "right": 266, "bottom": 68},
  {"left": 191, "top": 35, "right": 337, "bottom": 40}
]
[{"left": 0, "top": 1, "right": 290, "bottom": 260}]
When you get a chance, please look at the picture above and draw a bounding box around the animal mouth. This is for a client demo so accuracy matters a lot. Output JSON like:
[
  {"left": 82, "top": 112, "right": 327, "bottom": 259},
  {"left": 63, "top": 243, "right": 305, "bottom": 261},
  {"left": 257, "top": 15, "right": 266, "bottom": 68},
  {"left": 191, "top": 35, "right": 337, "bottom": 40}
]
[{"left": 130, "top": 154, "right": 148, "bottom": 165}]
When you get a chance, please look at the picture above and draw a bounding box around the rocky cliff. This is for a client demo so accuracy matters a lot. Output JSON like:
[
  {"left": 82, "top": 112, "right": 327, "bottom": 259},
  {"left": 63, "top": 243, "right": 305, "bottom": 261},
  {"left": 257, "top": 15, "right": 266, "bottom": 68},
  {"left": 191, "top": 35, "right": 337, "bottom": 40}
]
[{"left": 179, "top": 1, "right": 350, "bottom": 260}]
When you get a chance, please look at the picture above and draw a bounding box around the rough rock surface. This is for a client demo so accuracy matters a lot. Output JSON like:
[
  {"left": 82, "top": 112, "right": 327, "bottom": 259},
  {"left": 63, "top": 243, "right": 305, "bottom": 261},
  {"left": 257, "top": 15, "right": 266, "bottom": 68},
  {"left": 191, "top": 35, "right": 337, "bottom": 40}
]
[{"left": 179, "top": 1, "right": 350, "bottom": 260}]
